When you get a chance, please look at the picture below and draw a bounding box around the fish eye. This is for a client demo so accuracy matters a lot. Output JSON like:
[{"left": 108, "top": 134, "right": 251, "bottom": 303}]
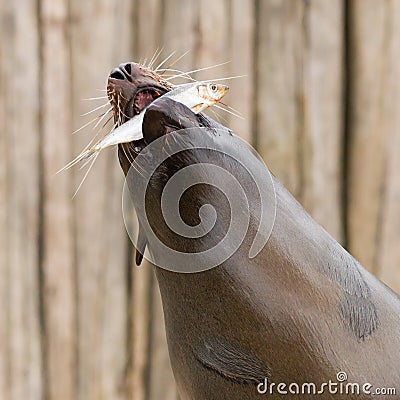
[{"left": 209, "top": 83, "right": 218, "bottom": 92}]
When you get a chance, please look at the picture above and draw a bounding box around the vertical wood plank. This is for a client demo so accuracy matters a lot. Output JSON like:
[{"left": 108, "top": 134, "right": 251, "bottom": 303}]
[
  {"left": 69, "top": 1, "right": 133, "bottom": 399},
  {"left": 348, "top": 0, "right": 397, "bottom": 273},
  {"left": 227, "top": 0, "right": 255, "bottom": 143},
  {"left": 161, "top": 0, "right": 197, "bottom": 71},
  {"left": 195, "top": 0, "right": 230, "bottom": 74},
  {"left": 193, "top": 0, "right": 232, "bottom": 127},
  {"left": 255, "top": 0, "right": 304, "bottom": 195},
  {"left": 301, "top": 0, "right": 344, "bottom": 240},
  {"left": 348, "top": 0, "right": 400, "bottom": 287},
  {"left": 256, "top": 0, "right": 344, "bottom": 240},
  {"left": 0, "top": 1, "right": 43, "bottom": 399},
  {"left": 0, "top": 3, "right": 10, "bottom": 399},
  {"left": 128, "top": 264, "right": 153, "bottom": 400},
  {"left": 40, "top": 0, "right": 76, "bottom": 399},
  {"left": 135, "top": 0, "right": 163, "bottom": 65},
  {"left": 378, "top": 0, "right": 400, "bottom": 293},
  {"left": 148, "top": 282, "right": 178, "bottom": 400}
]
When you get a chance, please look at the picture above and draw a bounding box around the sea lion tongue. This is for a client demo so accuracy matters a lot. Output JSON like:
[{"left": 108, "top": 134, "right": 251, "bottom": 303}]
[{"left": 134, "top": 90, "right": 158, "bottom": 112}]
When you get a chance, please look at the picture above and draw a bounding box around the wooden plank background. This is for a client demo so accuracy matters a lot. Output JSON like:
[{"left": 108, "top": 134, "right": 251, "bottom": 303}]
[{"left": 1, "top": 0, "right": 399, "bottom": 398}]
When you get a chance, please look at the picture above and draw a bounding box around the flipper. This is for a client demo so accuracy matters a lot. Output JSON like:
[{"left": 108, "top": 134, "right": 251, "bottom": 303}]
[{"left": 135, "top": 223, "right": 147, "bottom": 266}]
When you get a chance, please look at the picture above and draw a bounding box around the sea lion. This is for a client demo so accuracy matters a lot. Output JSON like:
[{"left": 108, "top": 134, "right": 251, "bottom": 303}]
[{"left": 108, "top": 63, "right": 400, "bottom": 399}]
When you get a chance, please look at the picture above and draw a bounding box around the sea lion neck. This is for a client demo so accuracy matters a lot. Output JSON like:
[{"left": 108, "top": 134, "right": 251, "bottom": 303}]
[{"left": 153, "top": 178, "right": 400, "bottom": 395}]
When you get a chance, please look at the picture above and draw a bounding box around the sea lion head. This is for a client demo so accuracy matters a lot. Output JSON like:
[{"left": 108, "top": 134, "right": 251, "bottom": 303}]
[
  {"left": 107, "top": 62, "right": 173, "bottom": 122},
  {"left": 107, "top": 62, "right": 174, "bottom": 172}
]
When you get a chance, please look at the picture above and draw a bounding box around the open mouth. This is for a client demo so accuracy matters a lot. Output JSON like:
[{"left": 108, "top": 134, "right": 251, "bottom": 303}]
[
  {"left": 107, "top": 82, "right": 169, "bottom": 128},
  {"left": 131, "top": 87, "right": 165, "bottom": 117}
]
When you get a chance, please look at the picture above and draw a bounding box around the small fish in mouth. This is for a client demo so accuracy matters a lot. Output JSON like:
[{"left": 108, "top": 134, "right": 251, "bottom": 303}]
[
  {"left": 97, "top": 81, "right": 229, "bottom": 149},
  {"left": 62, "top": 81, "right": 228, "bottom": 172}
]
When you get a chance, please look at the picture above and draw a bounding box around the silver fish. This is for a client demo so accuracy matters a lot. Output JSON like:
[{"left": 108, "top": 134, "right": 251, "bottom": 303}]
[{"left": 62, "top": 81, "right": 228, "bottom": 172}]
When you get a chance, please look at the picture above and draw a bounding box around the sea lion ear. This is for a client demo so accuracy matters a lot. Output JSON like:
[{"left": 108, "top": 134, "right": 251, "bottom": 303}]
[{"left": 142, "top": 97, "right": 200, "bottom": 144}]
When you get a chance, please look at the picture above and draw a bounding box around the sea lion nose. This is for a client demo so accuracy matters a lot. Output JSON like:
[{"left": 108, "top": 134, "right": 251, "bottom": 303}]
[{"left": 109, "top": 63, "right": 132, "bottom": 80}]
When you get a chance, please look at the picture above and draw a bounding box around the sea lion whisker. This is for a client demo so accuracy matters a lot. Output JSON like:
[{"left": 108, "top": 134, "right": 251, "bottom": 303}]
[
  {"left": 117, "top": 96, "right": 123, "bottom": 126},
  {"left": 219, "top": 102, "right": 243, "bottom": 118},
  {"left": 156, "top": 50, "right": 191, "bottom": 76},
  {"left": 208, "top": 108, "right": 226, "bottom": 124},
  {"left": 115, "top": 105, "right": 130, "bottom": 121},
  {"left": 114, "top": 91, "right": 128, "bottom": 104},
  {"left": 147, "top": 49, "right": 158, "bottom": 69},
  {"left": 126, "top": 146, "right": 137, "bottom": 165},
  {"left": 214, "top": 104, "right": 244, "bottom": 120},
  {"left": 62, "top": 118, "right": 116, "bottom": 174},
  {"left": 128, "top": 161, "right": 145, "bottom": 179},
  {"left": 93, "top": 108, "right": 113, "bottom": 130},
  {"left": 157, "top": 69, "right": 197, "bottom": 82},
  {"left": 154, "top": 51, "right": 177, "bottom": 72},
  {"left": 163, "top": 74, "right": 197, "bottom": 82},
  {"left": 122, "top": 146, "right": 146, "bottom": 178},
  {"left": 81, "top": 102, "right": 110, "bottom": 117},
  {"left": 72, "top": 114, "right": 103, "bottom": 135},
  {"left": 72, "top": 152, "right": 99, "bottom": 198},
  {"left": 101, "top": 114, "right": 114, "bottom": 130},
  {"left": 121, "top": 143, "right": 135, "bottom": 165},
  {"left": 82, "top": 96, "right": 108, "bottom": 101},
  {"left": 148, "top": 47, "right": 164, "bottom": 69},
  {"left": 121, "top": 144, "right": 134, "bottom": 165},
  {"left": 167, "top": 49, "right": 190, "bottom": 68},
  {"left": 127, "top": 148, "right": 145, "bottom": 175},
  {"left": 164, "top": 62, "right": 230, "bottom": 81},
  {"left": 83, "top": 114, "right": 115, "bottom": 148},
  {"left": 201, "top": 75, "right": 246, "bottom": 82},
  {"left": 157, "top": 68, "right": 188, "bottom": 75},
  {"left": 57, "top": 145, "right": 94, "bottom": 173}
]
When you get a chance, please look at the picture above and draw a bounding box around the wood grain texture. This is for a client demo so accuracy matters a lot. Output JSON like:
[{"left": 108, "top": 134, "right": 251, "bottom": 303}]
[
  {"left": 40, "top": 0, "right": 76, "bottom": 399},
  {"left": 148, "top": 280, "right": 178, "bottom": 400},
  {"left": 0, "top": 1, "right": 42, "bottom": 399},
  {"left": 255, "top": 0, "right": 304, "bottom": 195},
  {"left": 301, "top": 0, "right": 344, "bottom": 241},
  {"left": 226, "top": 0, "right": 255, "bottom": 143},
  {"left": 127, "top": 264, "right": 154, "bottom": 400},
  {"left": 256, "top": 0, "right": 344, "bottom": 240},
  {"left": 378, "top": 2, "right": 400, "bottom": 293},
  {"left": 348, "top": 0, "right": 400, "bottom": 285},
  {"left": 0, "top": 6, "right": 9, "bottom": 399}
]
